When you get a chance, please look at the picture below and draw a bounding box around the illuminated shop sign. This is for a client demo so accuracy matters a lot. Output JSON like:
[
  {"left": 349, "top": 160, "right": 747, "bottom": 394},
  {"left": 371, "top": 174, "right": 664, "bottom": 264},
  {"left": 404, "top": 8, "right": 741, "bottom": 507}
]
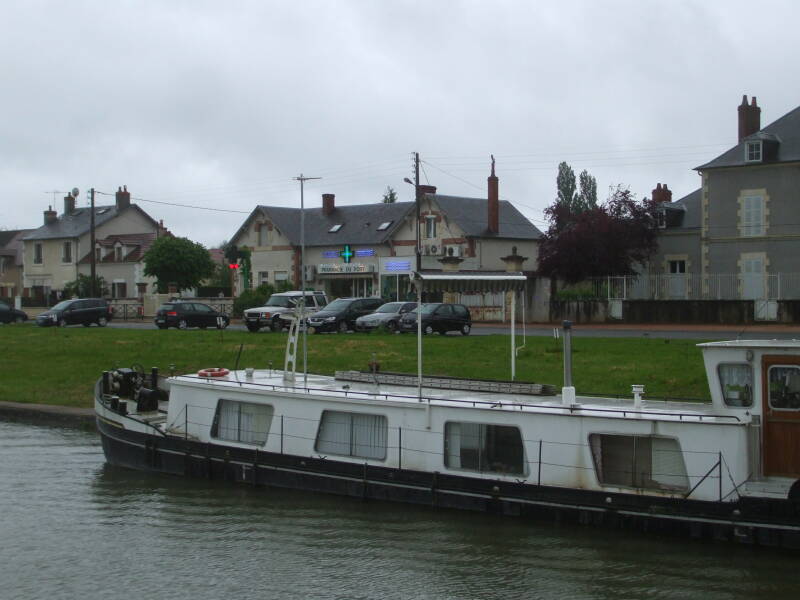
[
  {"left": 384, "top": 260, "right": 412, "bottom": 272},
  {"left": 318, "top": 263, "right": 376, "bottom": 274},
  {"left": 321, "top": 246, "right": 376, "bottom": 261}
]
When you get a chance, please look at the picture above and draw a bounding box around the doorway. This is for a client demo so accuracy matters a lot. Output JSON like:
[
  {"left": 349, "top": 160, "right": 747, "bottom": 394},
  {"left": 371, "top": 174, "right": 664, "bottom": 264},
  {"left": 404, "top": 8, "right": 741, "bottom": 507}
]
[{"left": 761, "top": 355, "right": 800, "bottom": 478}]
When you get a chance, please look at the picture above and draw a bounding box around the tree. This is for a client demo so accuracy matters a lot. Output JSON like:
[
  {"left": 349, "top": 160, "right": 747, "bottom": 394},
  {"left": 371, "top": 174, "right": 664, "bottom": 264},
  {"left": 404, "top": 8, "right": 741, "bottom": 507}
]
[
  {"left": 382, "top": 186, "right": 398, "bottom": 203},
  {"left": 63, "top": 274, "right": 109, "bottom": 298},
  {"left": 143, "top": 236, "right": 215, "bottom": 293},
  {"left": 537, "top": 186, "right": 660, "bottom": 283},
  {"left": 576, "top": 169, "right": 598, "bottom": 212},
  {"left": 556, "top": 162, "right": 577, "bottom": 208}
]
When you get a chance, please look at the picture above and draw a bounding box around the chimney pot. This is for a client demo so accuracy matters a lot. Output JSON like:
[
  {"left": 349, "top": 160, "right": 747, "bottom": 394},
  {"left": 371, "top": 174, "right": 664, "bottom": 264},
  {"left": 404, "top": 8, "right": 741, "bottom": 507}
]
[
  {"left": 44, "top": 206, "right": 58, "bottom": 225},
  {"left": 651, "top": 183, "right": 673, "bottom": 203},
  {"left": 322, "top": 193, "right": 335, "bottom": 216},
  {"left": 63, "top": 194, "right": 75, "bottom": 216},
  {"left": 418, "top": 185, "right": 437, "bottom": 195},
  {"left": 487, "top": 159, "right": 499, "bottom": 234},
  {"left": 115, "top": 185, "right": 131, "bottom": 210},
  {"left": 738, "top": 94, "right": 761, "bottom": 142}
]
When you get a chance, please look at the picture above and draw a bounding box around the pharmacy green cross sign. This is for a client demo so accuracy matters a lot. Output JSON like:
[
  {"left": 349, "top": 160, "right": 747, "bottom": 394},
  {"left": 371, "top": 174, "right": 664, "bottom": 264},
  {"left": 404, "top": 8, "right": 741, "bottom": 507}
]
[{"left": 340, "top": 244, "right": 354, "bottom": 263}]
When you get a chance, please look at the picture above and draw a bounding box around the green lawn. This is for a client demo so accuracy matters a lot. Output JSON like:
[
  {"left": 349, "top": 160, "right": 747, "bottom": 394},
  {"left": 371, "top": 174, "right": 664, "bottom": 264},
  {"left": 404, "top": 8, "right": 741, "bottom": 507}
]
[{"left": 0, "top": 323, "right": 711, "bottom": 407}]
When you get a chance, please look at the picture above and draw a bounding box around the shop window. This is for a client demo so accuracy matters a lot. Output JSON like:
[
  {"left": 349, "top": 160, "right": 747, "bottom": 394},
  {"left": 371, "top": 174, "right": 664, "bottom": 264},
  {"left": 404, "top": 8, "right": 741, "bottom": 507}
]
[
  {"left": 212, "top": 400, "right": 274, "bottom": 444},
  {"left": 444, "top": 422, "right": 524, "bottom": 475},
  {"left": 718, "top": 363, "right": 753, "bottom": 407},
  {"left": 315, "top": 410, "right": 387, "bottom": 460},
  {"left": 589, "top": 434, "right": 688, "bottom": 491}
]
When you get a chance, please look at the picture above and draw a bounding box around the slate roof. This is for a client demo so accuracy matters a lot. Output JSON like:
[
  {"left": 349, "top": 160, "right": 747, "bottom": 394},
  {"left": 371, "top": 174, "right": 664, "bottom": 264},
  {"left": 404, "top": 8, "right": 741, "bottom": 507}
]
[
  {"left": 431, "top": 194, "right": 542, "bottom": 239},
  {"left": 697, "top": 103, "right": 800, "bottom": 170},
  {"left": 235, "top": 195, "right": 541, "bottom": 246},
  {"left": 0, "top": 229, "right": 34, "bottom": 263},
  {"left": 23, "top": 204, "right": 160, "bottom": 241},
  {"left": 662, "top": 188, "right": 701, "bottom": 230},
  {"left": 77, "top": 232, "right": 158, "bottom": 264}
]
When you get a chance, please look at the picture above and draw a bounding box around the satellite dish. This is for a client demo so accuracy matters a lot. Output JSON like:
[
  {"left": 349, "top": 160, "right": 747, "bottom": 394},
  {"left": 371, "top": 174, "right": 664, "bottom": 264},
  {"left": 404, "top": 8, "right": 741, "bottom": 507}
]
[{"left": 71, "top": 188, "right": 80, "bottom": 198}]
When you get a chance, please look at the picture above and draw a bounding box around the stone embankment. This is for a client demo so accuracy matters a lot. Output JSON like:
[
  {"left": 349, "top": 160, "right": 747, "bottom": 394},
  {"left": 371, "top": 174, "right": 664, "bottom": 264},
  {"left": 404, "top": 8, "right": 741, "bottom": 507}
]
[{"left": 0, "top": 401, "right": 94, "bottom": 429}]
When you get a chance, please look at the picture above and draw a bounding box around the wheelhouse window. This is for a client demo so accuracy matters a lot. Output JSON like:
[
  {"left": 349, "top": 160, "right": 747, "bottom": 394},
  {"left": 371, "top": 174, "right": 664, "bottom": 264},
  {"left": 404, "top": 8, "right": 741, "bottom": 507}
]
[
  {"left": 62, "top": 241, "right": 72, "bottom": 263},
  {"left": 589, "top": 434, "right": 688, "bottom": 492},
  {"left": 444, "top": 422, "right": 525, "bottom": 475},
  {"left": 745, "top": 140, "right": 762, "bottom": 162},
  {"left": 718, "top": 363, "right": 753, "bottom": 407},
  {"left": 212, "top": 400, "right": 274, "bottom": 445},
  {"left": 768, "top": 365, "right": 800, "bottom": 410},
  {"left": 34, "top": 243, "right": 43, "bottom": 264},
  {"left": 315, "top": 411, "right": 387, "bottom": 459},
  {"left": 740, "top": 195, "right": 764, "bottom": 237}
]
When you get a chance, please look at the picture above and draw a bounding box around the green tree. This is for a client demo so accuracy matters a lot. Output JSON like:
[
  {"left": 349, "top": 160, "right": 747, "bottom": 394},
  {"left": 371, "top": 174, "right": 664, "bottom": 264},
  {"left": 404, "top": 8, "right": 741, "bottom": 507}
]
[
  {"left": 143, "top": 236, "right": 215, "bottom": 293},
  {"left": 576, "top": 169, "right": 598, "bottom": 212},
  {"left": 382, "top": 186, "right": 398, "bottom": 203},
  {"left": 63, "top": 274, "right": 109, "bottom": 298},
  {"left": 556, "top": 162, "right": 577, "bottom": 209}
]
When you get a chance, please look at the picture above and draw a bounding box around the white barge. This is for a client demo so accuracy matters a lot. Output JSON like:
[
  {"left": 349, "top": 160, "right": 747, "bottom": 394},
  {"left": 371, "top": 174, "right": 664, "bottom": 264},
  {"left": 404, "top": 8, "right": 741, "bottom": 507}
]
[{"left": 95, "top": 321, "right": 800, "bottom": 549}]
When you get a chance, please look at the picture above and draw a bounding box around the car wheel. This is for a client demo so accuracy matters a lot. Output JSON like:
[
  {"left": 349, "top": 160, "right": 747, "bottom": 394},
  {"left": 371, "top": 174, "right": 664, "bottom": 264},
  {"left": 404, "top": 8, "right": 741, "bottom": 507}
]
[
  {"left": 309, "top": 326, "right": 318, "bottom": 335},
  {"left": 461, "top": 324, "right": 471, "bottom": 336},
  {"left": 157, "top": 324, "right": 167, "bottom": 330},
  {"left": 338, "top": 320, "right": 349, "bottom": 333},
  {"left": 58, "top": 319, "right": 67, "bottom": 328},
  {"left": 15, "top": 316, "right": 25, "bottom": 324},
  {"left": 386, "top": 320, "right": 397, "bottom": 333},
  {"left": 270, "top": 318, "right": 282, "bottom": 333},
  {"left": 97, "top": 316, "right": 108, "bottom": 327},
  {"left": 424, "top": 324, "right": 434, "bottom": 335},
  {"left": 82, "top": 322, "right": 91, "bottom": 327},
  {"left": 178, "top": 319, "right": 188, "bottom": 330},
  {"left": 246, "top": 324, "right": 260, "bottom": 333}
]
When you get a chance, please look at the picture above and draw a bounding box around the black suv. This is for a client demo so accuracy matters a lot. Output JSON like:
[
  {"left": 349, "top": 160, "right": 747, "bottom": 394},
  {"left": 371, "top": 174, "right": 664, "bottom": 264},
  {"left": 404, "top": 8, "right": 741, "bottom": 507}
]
[
  {"left": 399, "top": 303, "right": 472, "bottom": 335},
  {"left": 155, "top": 301, "right": 230, "bottom": 330},
  {"left": 36, "top": 298, "right": 113, "bottom": 327},
  {"left": 306, "top": 297, "right": 385, "bottom": 333}
]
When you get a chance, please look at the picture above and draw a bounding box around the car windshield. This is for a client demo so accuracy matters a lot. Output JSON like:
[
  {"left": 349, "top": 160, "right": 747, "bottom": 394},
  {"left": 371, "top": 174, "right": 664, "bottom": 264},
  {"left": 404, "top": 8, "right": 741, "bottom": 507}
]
[
  {"left": 324, "top": 299, "right": 352, "bottom": 312},
  {"left": 411, "top": 304, "right": 438, "bottom": 315},
  {"left": 376, "top": 303, "right": 403, "bottom": 313},
  {"left": 265, "top": 296, "right": 295, "bottom": 308},
  {"left": 50, "top": 300, "right": 74, "bottom": 311}
]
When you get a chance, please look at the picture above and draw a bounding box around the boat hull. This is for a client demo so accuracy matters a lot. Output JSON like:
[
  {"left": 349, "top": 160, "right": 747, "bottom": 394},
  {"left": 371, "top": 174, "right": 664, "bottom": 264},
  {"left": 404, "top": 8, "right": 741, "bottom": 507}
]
[{"left": 96, "top": 416, "right": 800, "bottom": 549}]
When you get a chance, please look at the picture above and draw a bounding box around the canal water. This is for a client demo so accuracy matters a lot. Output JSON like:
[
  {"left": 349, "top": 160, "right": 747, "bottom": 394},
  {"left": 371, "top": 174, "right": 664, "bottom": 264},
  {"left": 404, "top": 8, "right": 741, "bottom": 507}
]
[{"left": 1, "top": 421, "right": 798, "bottom": 600}]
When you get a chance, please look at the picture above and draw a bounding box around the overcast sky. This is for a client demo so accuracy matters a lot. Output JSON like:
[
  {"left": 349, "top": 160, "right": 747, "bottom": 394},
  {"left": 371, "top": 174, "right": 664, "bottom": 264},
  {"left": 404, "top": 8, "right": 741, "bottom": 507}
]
[{"left": 2, "top": 0, "right": 799, "bottom": 247}]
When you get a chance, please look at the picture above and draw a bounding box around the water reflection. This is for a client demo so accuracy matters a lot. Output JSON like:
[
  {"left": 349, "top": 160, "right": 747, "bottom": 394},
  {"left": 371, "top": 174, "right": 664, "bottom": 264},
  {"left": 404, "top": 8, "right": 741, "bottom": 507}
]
[{"left": 1, "top": 421, "right": 798, "bottom": 600}]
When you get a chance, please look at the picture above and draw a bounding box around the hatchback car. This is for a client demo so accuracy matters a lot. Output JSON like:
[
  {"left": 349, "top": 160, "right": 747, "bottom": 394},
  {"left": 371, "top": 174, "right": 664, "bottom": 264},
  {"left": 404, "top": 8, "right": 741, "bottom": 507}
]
[
  {"left": 355, "top": 301, "right": 417, "bottom": 333},
  {"left": 155, "top": 301, "right": 230, "bottom": 330},
  {"left": 306, "top": 297, "right": 385, "bottom": 333},
  {"left": 36, "top": 298, "right": 112, "bottom": 327},
  {"left": 399, "top": 303, "right": 472, "bottom": 335},
  {"left": 0, "top": 301, "right": 28, "bottom": 324}
]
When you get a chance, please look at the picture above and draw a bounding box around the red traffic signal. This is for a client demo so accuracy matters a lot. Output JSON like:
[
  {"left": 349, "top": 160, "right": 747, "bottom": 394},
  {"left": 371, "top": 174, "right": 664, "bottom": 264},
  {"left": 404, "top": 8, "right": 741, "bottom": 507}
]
[{"left": 228, "top": 263, "right": 240, "bottom": 270}]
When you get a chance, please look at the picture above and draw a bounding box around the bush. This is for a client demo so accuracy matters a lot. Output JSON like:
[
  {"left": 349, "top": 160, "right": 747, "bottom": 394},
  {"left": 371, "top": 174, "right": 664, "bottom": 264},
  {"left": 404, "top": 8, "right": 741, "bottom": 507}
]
[{"left": 232, "top": 283, "right": 275, "bottom": 317}]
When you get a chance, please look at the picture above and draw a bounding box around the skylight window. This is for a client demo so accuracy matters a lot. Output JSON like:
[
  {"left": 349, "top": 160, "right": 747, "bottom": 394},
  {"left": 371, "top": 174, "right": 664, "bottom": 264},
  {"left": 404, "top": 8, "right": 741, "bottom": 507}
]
[
  {"left": 377, "top": 221, "right": 392, "bottom": 231},
  {"left": 328, "top": 224, "right": 343, "bottom": 233},
  {"left": 97, "top": 208, "right": 110, "bottom": 214}
]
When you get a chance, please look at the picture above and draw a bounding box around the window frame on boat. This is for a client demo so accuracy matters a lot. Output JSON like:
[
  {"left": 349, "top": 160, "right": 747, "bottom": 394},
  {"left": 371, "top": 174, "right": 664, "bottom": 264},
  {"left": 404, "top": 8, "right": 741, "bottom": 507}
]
[
  {"left": 314, "top": 410, "right": 388, "bottom": 460},
  {"left": 443, "top": 421, "right": 526, "bottom": 476},
  {"left": 210, "top": 399, "right": 275, "bottom": 445},
  {"left": 767, "top": 364, "right": 800, "bottom": 411},
  {"left": 717, "top": 362, "right": 754, "bottom": 408},
  {"left": 588, "top": 433, "right": 689, "bottom": 492}
]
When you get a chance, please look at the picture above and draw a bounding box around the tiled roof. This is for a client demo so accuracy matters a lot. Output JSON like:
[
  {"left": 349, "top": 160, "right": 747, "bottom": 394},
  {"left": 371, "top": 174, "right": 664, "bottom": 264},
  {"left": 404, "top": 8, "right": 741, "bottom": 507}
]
[{"left": 77, "top": 232, "right": 157, "bottom": 264}]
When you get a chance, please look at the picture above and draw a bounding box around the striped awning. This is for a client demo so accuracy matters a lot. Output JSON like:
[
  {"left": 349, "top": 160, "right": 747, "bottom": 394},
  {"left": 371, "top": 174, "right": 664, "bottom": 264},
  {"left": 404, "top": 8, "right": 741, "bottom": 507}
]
[{"left": 412, "top": 271, "right": 527, "bottom": 292}]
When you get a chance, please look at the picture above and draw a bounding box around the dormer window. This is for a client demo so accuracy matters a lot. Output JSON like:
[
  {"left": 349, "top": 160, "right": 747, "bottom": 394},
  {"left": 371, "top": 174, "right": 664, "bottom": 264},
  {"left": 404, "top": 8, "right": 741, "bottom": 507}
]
[
  {"left": 745, "top": 140, "right": 762, "bottom": 162},
  {"left": 377, "top": 221, "right": 392, "bottom": 231},
  {"left": 655, "top": 209, "right": 666, "bottom": 229},
  {"left": 328, "top": 224, "right": 343, "bottom": 233}
]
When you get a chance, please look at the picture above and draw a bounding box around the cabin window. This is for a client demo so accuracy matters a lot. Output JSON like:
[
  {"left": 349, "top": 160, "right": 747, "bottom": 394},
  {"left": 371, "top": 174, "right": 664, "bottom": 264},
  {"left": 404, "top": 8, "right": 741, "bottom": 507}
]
[
  {"left": 444, "top": 422, "right": 525, "bottom": 475},
  {"left": 315, "top": 411, "right": 387, "bottom": 460},
  {"left": 589, "top": 434, "right": 688, "bottom": 492},
  {"left": 718, "top": 363, "right": 753, "bottom": 407},
  {"left": 211, "top": 400, "right": 274, "bottom": 445},
  {"left": 768, "top": 365, "right": 800, "bottom": 410}
]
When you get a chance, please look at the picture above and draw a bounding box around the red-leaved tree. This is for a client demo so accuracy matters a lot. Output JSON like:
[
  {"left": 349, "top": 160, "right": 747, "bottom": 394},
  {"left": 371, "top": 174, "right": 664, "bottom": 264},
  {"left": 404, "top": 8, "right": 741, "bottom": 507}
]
[{"left": 537, "top": 186, "right": 660, "bottom": 284}]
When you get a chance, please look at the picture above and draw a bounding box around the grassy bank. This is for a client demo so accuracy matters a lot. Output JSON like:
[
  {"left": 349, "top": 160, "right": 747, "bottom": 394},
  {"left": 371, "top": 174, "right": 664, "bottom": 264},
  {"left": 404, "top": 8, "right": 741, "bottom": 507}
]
[{"left": 0, "top": 324, "right": 711, "bottom": 407}]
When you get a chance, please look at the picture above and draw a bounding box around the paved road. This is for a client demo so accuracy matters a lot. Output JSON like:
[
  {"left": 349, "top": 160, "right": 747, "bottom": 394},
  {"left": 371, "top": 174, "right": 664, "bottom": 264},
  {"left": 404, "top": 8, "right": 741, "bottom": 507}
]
[{"left": 105, "top": 319, "right": 800, "bottom": 340}]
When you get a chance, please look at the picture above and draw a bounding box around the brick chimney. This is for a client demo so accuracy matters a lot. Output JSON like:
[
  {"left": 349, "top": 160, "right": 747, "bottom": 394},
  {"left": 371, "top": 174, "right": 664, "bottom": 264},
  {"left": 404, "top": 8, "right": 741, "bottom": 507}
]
[
  {"left": 44, "top": 206, "right": 57, "bottom": 225},
  {"left": 651, "top": 183, "right": 672, "bottom": 203},
  {"left": 487, "top": 155, "right": 499, "bottom": 234},
  {"left": 115, "top": 185, "right": 131, "bottom": 210},
  {"left": 738, "top": 95, "right": 761, "bottom": 142},
  {"left": 63, "top": 193, "right": 75, "bottom": 215},
  {"left": 418, "top": 185, "right": 437, "bottom": 195},
  {"left": 322, "top": 193, "right": 335, "bottom": 216}
]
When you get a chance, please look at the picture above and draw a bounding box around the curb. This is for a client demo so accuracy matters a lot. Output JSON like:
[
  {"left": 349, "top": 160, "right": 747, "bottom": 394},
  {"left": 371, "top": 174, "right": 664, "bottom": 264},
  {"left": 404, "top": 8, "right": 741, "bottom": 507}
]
[{"left": 0, "top": 401, "right": 95, "bottom": 430}]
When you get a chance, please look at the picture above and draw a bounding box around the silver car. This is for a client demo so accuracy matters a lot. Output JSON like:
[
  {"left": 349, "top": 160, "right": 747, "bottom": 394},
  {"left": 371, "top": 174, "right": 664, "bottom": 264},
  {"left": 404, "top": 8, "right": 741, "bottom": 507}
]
[
  {"left": 354, "top": 301, "right": 417, "bottom": 333},
  {"left": 244, "top": 291, "right": 328, "bottom": 332}
]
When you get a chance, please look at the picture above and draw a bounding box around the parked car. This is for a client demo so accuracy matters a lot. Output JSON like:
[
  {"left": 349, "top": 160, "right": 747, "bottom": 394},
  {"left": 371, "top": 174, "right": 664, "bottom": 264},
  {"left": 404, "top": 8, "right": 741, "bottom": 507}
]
[
  {"left": 244, "top": 290, "right": 328, "bottom": 332},
  {"left": 306, "top": 297, "right": 385, "bottom": 333},
  {"left": 399, "top": 303, "right": 472, "bottom": 335},
  {"left": 35, "top": 298, "right": 113, "bottom": 327},
  {"left": 0, "top": 301, "right": 28, "bottom": 324},
  {"left": 155, "top": 301, "right": 230, "bottom": 330},
  {"left": 355, "top": 301, "right": 417, "bottom": 333}
]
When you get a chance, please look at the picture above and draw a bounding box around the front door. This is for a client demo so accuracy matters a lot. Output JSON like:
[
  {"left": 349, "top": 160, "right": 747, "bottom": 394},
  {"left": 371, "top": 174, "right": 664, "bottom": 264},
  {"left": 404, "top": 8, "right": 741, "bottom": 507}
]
[{"left": 761, "top": 355, "right": 800, "bottom": 477}]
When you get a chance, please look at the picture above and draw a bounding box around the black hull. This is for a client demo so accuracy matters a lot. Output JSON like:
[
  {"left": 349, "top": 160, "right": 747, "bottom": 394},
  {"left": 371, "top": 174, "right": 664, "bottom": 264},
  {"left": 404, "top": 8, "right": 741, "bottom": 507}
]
[{"left": 97, "top": 417, "right": 800, "bottom": 549}]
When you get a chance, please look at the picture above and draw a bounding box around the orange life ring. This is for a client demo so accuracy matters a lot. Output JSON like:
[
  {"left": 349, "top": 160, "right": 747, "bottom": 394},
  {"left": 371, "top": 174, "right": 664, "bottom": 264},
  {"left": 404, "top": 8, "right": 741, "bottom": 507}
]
[{"left": 197, "top": 367, "right": 230, "bottom": 378}]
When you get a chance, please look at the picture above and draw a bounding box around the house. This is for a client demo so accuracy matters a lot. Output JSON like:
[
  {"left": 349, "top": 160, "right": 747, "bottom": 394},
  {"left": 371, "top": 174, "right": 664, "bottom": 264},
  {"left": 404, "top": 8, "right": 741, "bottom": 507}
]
[
  {"left": 22, "top": 187, "right": 164, "bottom": 303},
  {"left": 649, "top": 95, "right": 800, "bottom": 307},
  {"left": 228, "top": 163, "right": 542, "bottom": 302},
  {"left": 0, "top": 229, "right": 33, "bottom": 299}
]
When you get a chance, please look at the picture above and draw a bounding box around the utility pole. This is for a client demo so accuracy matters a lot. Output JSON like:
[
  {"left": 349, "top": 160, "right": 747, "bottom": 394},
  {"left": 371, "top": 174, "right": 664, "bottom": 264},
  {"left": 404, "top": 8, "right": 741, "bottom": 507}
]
[
  {"left": 90, "top": 188, "right": 96, "bottom": 297},
  {"left": 293, "top": 173, "right": 321, "bottom": 388},
  {"left": 414, "top": 152, "right": 421, "bottom": 273}
]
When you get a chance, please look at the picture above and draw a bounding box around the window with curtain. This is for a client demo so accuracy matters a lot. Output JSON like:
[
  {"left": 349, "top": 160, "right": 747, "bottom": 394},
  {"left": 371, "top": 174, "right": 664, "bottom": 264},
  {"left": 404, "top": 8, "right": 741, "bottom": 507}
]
[
  {"left": 444, "top": 422, "right": 524, "bottom": 475},
  {"left": 718, "top": 363, "right": 753, "bottom": 407},
  {"left": 589, "top": 434, "right": 688, "bottom": 491},
  {"left": 315, "top": 411, "right": 387, "bottom": 459},
  {"left": 212, "top": 400, "right": 274, "bottom": 444}
]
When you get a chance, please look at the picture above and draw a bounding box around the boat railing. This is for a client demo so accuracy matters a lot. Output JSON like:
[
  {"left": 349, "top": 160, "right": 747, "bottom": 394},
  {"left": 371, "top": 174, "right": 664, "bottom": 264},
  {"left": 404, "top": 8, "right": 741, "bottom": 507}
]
[{"left": 179, "top": 373, "right": 741, "bottom": 423}]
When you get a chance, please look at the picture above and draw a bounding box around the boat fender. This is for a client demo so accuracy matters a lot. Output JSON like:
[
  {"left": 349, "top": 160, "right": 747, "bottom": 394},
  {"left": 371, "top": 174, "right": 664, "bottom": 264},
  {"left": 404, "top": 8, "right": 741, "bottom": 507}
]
[{"left": 198, "top": 367, "right": 230, "bottom": 378}]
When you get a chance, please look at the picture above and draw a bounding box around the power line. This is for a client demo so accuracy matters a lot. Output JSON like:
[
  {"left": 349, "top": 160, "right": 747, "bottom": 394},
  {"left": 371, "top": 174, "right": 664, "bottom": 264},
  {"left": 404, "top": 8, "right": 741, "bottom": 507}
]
[{"left": 95, "top": 190, "right": 251, "bottom": 214}]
